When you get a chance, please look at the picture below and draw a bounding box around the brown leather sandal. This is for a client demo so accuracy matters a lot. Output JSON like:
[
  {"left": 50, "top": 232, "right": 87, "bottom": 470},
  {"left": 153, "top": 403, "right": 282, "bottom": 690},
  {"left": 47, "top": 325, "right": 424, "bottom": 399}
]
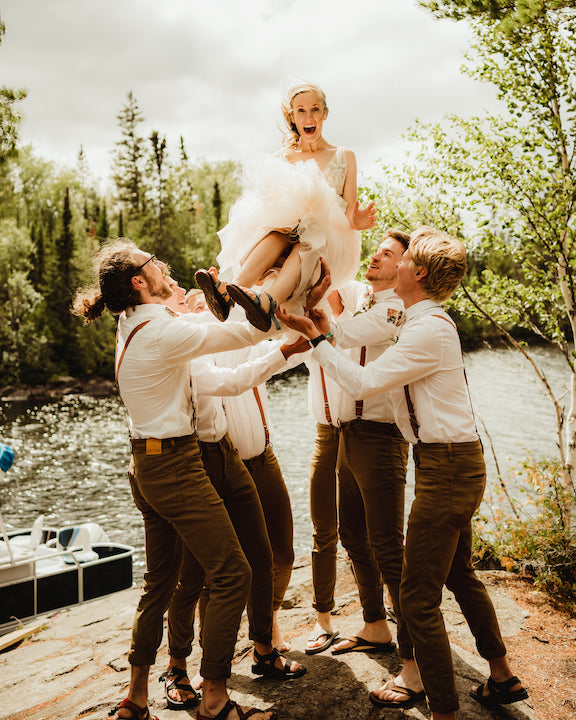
[
  {"left": 196, "top": 698, "right": 277, "bottom": 720},
  {"left": 108, "top": 698, "right": 160, "bottom": 720}
]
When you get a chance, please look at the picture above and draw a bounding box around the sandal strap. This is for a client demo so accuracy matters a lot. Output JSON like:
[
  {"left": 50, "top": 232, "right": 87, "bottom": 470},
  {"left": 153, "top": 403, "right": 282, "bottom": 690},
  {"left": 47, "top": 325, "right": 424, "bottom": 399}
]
[
  {"left": 254, "top": 646, "right": 297, "bottom": 675},
  {"left": 109, "top": 699, "right": 150, "bottom": 720},
  {"left": 163, "top": 667, "right": 187, "bottom": 682},
  {"left": 196, "top": 699, "right": 237, "bottom": 720},
  {"left": 487, "top": 675, "right": 521, "bottom": 694},
  {"left": 254, "top": 646, "right": 281, "bottom": 663},
  {"left": 262, "top": 292, "right": 281, "bottom": 330}
]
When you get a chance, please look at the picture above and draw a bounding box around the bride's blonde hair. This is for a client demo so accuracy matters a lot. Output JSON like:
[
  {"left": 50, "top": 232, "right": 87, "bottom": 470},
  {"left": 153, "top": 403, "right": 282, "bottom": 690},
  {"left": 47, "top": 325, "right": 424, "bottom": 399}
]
[{"left": 281, "top": 82, "right": 328, "bottom": 150}]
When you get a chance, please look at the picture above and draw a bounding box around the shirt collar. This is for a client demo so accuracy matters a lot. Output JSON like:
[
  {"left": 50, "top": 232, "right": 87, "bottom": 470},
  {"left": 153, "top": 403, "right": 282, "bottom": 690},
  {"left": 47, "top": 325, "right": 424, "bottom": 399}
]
[
  {"left": 372, "top": 287, "right": 401, "bottom": 303},
  {"left": 405, "top": 298, "right": 442, "bottom": 321},
  {"left": 125, "top": 303, "right": 177, "bottom": 319}
]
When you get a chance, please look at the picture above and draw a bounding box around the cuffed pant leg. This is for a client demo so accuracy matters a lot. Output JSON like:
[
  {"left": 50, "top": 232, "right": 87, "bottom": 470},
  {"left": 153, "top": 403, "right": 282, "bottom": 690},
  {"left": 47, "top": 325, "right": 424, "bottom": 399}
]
[
  {"left": 245, "top": 445, "right": 295, "bottom": 611},
  {"left": 128, "top": 463, "right": 183, "bottom": 667},
  {"left": 309, "top": 423, "right": 340, "bottom": 613},
  {"left": 401, "top": 440, "right": 488, "bottom": 714},
  {"left": 337, "top": 431, "right": 385, "bottom": 623}
]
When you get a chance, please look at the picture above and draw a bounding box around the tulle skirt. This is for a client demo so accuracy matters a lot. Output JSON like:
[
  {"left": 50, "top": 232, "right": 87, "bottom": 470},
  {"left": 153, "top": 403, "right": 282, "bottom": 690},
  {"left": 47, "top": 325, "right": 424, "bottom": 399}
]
[{"left": 217, "top": 154, "right": 361, "bottom": 303}]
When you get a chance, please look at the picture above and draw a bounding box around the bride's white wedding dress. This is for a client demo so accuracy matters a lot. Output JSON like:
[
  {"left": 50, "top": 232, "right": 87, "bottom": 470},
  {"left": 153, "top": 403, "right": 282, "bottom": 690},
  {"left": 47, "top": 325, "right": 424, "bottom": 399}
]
[{"left": 216, "top": 147, "right": 361, "bottom": 304}]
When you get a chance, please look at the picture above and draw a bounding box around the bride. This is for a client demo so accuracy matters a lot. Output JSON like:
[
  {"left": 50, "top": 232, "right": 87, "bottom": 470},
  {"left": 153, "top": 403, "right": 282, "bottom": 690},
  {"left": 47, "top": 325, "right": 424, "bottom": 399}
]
[{"left": 196, "top": 82, "right": 376, "bottom": 331}]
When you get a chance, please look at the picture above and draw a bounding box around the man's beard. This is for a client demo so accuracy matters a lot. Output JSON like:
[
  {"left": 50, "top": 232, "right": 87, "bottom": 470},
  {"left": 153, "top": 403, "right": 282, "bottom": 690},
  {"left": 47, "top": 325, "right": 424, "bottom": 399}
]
[{"left": 145, "top": 275, "right": 172, "bottom": 301}]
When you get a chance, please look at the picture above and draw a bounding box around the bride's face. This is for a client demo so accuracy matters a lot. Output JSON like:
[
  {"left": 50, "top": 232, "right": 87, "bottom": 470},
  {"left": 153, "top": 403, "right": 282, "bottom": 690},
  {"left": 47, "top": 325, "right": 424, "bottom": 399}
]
[{"left": 291, "top": 91, "right": 326, "bottom": 142}]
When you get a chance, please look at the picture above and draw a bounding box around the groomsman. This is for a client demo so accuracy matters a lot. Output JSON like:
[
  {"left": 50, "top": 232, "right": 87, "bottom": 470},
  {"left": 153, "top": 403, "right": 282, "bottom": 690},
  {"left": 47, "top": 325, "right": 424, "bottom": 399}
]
[
  {"left": 278, "top": 226, "right": 528, "bottom": 720},
  {"left": 318, "top": 230, "right": 412, "bottom": 661}
]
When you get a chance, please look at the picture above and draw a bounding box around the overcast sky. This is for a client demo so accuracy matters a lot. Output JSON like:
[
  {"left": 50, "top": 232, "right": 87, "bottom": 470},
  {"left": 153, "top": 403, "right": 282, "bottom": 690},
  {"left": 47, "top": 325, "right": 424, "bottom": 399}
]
[{"left": 2, "top": 0, "right": 502, "bottom": 190}]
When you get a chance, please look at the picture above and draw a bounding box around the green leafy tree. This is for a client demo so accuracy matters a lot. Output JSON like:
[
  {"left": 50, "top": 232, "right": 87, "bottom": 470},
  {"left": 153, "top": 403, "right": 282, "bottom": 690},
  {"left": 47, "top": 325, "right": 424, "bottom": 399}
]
[
  {"left": 395, "top": 2, "right": 576, "bottom": 489},
  {"left": 0, "top": 220, "right": 49, "bottom": 384},
  {"left": 0, "top": 20, "right": 26, "bottom": 166}
]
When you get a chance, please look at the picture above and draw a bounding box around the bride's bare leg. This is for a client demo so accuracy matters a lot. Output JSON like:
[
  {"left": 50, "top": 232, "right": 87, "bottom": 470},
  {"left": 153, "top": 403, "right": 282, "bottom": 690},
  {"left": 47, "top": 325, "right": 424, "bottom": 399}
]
[
  {"left": 235, "top": 232, "right": 290, "bottom": 288},
  {"left": 243, "top": 244, "right": 301, "bottom": 314},
  {"left": 265, "top": 244, "right": 301, "bottom": 305}
]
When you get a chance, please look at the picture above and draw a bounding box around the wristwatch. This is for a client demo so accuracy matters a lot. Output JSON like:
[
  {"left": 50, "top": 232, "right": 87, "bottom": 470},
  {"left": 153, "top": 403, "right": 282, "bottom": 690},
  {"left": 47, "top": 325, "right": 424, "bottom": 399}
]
[{"left": 310, "top": 334, "right": 327, "bottom": 347}]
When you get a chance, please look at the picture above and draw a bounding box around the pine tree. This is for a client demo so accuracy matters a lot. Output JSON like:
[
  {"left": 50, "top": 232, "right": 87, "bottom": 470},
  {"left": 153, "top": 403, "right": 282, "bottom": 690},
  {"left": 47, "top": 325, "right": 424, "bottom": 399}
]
[
  {"left": 149, "top": 130, "right": 168, "bottom": 229},
  {"left": 96, "top": 202, "right": 110, "bottom": 241},
  {"left": 112, "top": 91, "right": 146, "bottom": 220},
  {"left": 213, "top": 181, "right": 222, "bottom": 230}
]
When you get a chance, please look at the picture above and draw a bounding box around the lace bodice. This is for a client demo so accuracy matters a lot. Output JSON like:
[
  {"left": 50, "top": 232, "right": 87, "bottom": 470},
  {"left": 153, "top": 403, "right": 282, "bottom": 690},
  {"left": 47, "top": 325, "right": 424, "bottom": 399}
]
[{"left": 321, "top": 146, "right": 348, "bottom": 196}]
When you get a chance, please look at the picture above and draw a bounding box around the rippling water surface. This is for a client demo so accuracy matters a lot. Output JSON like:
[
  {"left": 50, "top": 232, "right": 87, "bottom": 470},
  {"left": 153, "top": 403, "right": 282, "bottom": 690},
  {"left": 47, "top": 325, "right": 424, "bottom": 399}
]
[{"left": 0, "top": 345, "right": 567, "bottom": 581}]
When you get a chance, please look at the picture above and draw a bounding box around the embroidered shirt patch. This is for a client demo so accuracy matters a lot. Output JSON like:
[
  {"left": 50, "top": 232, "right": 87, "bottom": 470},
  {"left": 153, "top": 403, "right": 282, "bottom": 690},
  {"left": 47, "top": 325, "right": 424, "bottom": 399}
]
[{"left": 387, "top": 309, "right": 404, "bottom": 326}]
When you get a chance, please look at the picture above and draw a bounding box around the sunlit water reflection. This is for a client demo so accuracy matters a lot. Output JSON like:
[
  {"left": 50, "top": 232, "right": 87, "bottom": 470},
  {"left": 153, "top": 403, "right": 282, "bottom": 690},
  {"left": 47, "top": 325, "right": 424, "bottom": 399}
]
[{"left": 0, "top": 346, "right": 566, "bottom": 581}]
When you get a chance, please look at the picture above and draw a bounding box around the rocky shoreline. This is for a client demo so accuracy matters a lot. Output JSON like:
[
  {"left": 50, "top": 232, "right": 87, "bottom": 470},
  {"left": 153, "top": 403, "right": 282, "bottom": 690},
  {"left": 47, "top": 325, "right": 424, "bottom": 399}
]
[
  {"left": 0, "top": 554, "right": 555, "bottom": 720},
  {"left": 0, "top": 377, "right": 117, "bottom": 403}
]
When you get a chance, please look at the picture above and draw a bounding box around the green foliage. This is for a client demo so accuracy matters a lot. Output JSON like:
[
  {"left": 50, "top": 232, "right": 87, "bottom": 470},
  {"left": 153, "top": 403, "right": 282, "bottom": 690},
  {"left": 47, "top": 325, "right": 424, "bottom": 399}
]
[
  {"left": 473, "top": 458, "right": 576, "bottom": 612},
  {"left": 419, "top": 0, "right": 576, "bottom": 29},
  {"left": 0, "top": 20, "right": 26, "bottom": 166},
  {"left": 0, "top": 220, "right": 50, "bottom": 384},
  {"left": 0, "top": 90, "right": 242, "bottom": 385},
  {"left": 112, "top": 91, "right": 146, "bottom": 219}
]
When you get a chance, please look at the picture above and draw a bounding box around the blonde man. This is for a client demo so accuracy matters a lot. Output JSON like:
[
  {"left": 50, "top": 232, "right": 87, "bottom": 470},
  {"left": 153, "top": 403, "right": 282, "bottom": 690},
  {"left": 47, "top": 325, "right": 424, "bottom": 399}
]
[{"left": 277, "top": 226, "right": 528, "bottom": 720}]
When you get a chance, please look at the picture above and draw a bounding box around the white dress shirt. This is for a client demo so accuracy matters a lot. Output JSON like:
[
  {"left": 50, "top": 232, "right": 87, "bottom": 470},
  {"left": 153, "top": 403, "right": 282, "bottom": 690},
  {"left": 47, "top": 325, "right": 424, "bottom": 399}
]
[
  {"left": 116, "top": 304, "right": 264, "bottom": 439},
  {"left": 314, "top": 299, "right": 478, "bottom": 444},
  {"left": 330, "top": 283, "right": 404, "bottom": 423},
  {"left": 215, "top": 340, "right": 301, "bottom": 459},
  {"left": 191, "top": 348, "right": 287, "bottom": 443},
  {"left": 305, "top": 281, "right": 358, "bottom": 426}
]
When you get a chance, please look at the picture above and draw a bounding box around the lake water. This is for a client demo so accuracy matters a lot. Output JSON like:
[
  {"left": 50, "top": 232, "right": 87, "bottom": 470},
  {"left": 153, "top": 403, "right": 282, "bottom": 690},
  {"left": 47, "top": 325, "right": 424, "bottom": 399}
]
[{"left": 0, "top": 345, "right": 567, "bottom": 580}]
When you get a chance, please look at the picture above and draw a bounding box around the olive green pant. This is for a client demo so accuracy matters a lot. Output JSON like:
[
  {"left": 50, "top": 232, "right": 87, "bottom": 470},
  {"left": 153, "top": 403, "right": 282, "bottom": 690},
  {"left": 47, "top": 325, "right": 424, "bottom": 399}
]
[
  {"left": 337, "top": 419, "right": 412, "bottom": 656},
  {"left": 244, "top": 444, "right": 295, "bottom": 611},
  {"left": 401, "top": 440, "right": 507, "bottom": 714},
  {"left": 308, "top": 422, "right": 340, "bottom": 613},
  {"left": 128, "top": 435, "right": 251, "bottom": 679}
]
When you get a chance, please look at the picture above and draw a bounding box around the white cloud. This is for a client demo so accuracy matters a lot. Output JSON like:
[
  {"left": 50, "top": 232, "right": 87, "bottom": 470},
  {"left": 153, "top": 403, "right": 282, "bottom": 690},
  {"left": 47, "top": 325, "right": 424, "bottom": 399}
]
[{"left": 1, "top": 0, "right": 504, "bottom": 187}]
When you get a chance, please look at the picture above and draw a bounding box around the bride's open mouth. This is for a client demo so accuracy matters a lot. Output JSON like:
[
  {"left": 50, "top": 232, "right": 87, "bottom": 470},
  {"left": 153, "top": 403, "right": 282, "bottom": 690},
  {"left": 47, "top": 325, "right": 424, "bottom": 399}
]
[{"left": 303, "top": 125, "right": 316, "bottom": 135}]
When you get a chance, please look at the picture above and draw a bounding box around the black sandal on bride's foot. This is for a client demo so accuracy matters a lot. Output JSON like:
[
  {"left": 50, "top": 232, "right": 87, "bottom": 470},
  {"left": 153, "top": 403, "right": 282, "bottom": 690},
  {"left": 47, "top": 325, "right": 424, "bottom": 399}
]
[
  {"left": 160, "top": 667, "right": 200, "bottom": 710},
  {"left": 194, "top": 269, "right": 234, "bottom": 321},
  {"left": 226, "top": 285, "right": 280, "bottom": 332},
  {"left": 251, "top": 647, "right": 306, "bottom": 680}
]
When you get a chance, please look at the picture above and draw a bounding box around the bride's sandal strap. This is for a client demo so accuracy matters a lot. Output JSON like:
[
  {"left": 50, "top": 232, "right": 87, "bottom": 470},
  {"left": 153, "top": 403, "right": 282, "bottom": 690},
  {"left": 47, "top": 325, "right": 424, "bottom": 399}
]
[
  {"left": 262, "top": 292, "right": 281, "bottom": 330},
  {"left": 194, "top": 269, "right": 234, "bottom": 322},
  {"left": 227, "top": 285, "right": 280, "bottom": 332}
]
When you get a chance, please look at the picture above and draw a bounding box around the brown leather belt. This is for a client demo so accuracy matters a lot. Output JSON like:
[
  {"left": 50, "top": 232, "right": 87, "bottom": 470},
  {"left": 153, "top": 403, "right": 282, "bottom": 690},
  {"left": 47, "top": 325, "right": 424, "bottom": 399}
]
[{"left": 130, "top": 435, "right": 195, "bottom": 455}]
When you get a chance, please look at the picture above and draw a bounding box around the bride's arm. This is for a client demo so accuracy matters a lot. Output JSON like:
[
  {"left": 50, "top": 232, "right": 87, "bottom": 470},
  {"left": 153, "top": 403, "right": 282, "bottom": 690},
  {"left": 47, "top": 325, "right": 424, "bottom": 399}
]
[{"left": 342, "top": 149, "right": 376, "bottom": 231}]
